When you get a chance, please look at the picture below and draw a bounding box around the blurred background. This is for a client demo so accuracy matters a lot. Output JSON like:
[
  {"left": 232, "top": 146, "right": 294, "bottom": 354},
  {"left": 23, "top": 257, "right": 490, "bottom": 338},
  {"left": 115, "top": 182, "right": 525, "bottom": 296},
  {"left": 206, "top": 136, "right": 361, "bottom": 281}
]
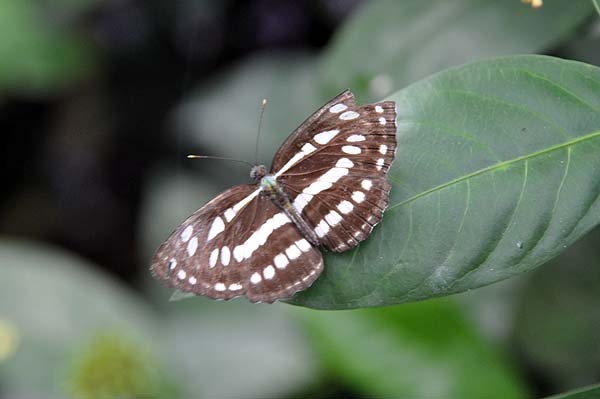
[{"left": 1, "top": 1, "right": 600, "bottom": 398}]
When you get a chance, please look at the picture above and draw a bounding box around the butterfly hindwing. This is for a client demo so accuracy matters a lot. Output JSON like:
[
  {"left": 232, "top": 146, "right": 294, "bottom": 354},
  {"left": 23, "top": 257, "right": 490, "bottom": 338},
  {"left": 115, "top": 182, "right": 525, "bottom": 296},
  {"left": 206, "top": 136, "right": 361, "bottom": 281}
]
[
  {"left": 151, "top": 184, "right": 323, "bottom": 303},
  {"left": 244, "top": 221, "right": 323, "bottom": 303}
]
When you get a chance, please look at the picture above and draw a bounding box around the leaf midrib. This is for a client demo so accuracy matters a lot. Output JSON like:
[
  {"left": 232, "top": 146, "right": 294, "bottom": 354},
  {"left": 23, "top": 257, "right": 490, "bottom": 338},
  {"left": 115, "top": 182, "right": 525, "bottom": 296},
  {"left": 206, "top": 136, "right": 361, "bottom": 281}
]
[{"left": 388, "top": 129, "right": 600, "bottom": 211}]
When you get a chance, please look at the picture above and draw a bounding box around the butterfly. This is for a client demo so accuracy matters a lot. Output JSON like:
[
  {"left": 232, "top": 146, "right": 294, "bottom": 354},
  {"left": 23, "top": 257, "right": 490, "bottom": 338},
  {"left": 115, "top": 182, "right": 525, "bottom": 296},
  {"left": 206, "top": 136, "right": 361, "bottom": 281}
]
[{"left": 151, "top": 90, "right": 397, "bottom": 303}]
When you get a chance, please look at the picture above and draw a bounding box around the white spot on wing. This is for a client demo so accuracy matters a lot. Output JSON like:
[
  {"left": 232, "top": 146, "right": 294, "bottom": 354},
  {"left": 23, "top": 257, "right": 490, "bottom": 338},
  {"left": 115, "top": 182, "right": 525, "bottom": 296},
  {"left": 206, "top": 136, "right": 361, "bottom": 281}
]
[
  {"left": 187, "top": 237, "right": 198, "bottom": 256},
  {"left": 342, "top": 145, "right": 361, "bottom": 155},
  {"left": 296, "top": 239, "right": 311, "bottom": 252},
  {"left": 228, "top": 283, "right": 242, "bottom": 291},
  {"left": 221, "top": 246, "right": 231, "bottom": 266},
  {"left": 315, "top": 220, "right": 330, "bottom": 238},
  {"left": 168, "top": 258, "right": 177, "bottom": 270},
  {"left": 375, "top": 105, "right": 384, "bottom": 113},
  {"left": 336, "top": 158, "right": 354, "bottom": 168},
  {"left": 325, "top": 210, "right": 342, "bottom": 227},
  {"left": 232, "top": 190, "right": 261, "bottom": 213},
  {"left": 275, "top": 143, "right": 317, "bottom": 177},
  {"left": 293, "top": 192, "right": 313, "bottom": 213},
  {"left": 276, "top": 152, "right": 304, "bottom": 177},
  {"left": 250, "top": 272, "right": 262, "bottom": 284},
  {"left": 247, "top": 217, "right": 272, "bottom": 257},
  {"left": 376, "top": 158, "right": 385, "bottom": 170},
  {"left": 224, "top": 208, "right": 235, "bottom": 222},
  {"left": 285, "top": 244, "right": 301, "bottom": 260},
  {"left": 180, "top": 226, "right": 193, "bottom": 242},
  {"left": 294, "top": 161, "right": 353, "bottom": 213},
  {"left": 379, "top": 144, "right": 388, "bottom": 154},
  {"left": 314, "top": 129, "right": 339, "bottom": 144},
  {"left": 232, "top": 212, "right": 291, "bottom": 263},
  {"left": 215, "top": 283, "right": 226, "bottom": 291},
  {"left": 303, "top": 180, "right": 332, "bottom": 195},
  {"left": 337, "top": 200, "right": 354, "bottom": 215},
  {"left": 209, "top": 248, "right": 219, "bottom": 268},
  {"left": 302, "top": 143, "right": 317, "bottom": 153},
  {"left": 243, "top": 220, "right": 271, "bottom": 259},
  {"left": 207, "top": 217, "right": 225, "bottom": 241},
  {"left": 273, "top": 212, "right": 291, "bottom": 228},
  {"left": 189, "top": 276, "right": 197, "bottom": 285},
  {"left": 340, "top": 110, "right": 359, "bottom": 120},
  {"left": 379, "top": 117, "right": 387, "bottom": 125},
  {"left": 352, "top": 191, "right": 366, "bottom": 203},
  {"left": 233, "top": 245, "right": 244, "bottom": 262},
  {"left": 347, "top": 134, "right": 365, "bottom": 142},
  {"left": 274, "top": 253, "right": 289, "bottom": 269},
  {"left": 361, "top": 179, "right": 373, "bottom": 190},
  {"left": 329, "top": 103, "right": 347, "bottom": 113},
  {"left": 263, "top": 265, "right": 275, "bottom": 280},
  {"left": 319, "top": 167, "right": 348, "bottom": 183},
  {"left": 177, "top": 270, "right": 186, "bottom": 280}
]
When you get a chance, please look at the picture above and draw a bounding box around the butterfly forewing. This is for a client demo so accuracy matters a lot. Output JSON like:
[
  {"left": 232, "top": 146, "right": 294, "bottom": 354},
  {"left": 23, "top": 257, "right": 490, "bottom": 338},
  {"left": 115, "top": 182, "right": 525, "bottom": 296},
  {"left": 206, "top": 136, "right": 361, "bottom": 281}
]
[{"left": 272, "top": 91, "right": 397, "bottom": 252}]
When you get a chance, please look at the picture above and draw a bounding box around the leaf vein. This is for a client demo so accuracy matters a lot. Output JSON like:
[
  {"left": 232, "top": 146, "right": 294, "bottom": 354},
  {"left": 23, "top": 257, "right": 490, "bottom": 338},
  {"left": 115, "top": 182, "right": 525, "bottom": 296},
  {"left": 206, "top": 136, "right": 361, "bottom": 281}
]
[
  {"left": 510, "top": 67, "right": 600, "bottom": 114},
  {"left": 448, "top": 159, "right": 529, "bottom": 289},
  {"left": 511, "top": 147, "right": 572, "bottom": 267},
  {"left": 388, "top": 130, "right": 600, "bottom": 212},
  {"left": 398, "top": 180, "right": 471, "bottom": 301}
]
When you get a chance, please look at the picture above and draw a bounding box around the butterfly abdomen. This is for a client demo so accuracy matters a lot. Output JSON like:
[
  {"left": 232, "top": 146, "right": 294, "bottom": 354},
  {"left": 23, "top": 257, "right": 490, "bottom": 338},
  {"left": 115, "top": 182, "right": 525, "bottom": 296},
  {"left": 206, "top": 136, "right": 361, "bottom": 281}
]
[{"left": 261, "top": 174, "right": 320, "bottom": 246}]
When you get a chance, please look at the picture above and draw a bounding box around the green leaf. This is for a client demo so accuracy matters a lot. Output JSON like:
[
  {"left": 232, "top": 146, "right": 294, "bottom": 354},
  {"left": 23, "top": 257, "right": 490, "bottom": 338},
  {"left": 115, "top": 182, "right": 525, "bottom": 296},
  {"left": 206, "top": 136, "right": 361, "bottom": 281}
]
[
  {"left": 548, "top": 384, "right": 600, "bottom": 399},
  {"left": 295, "top": 299, "right": 528, "bottom": 399},
  {"left": 320, "top": 0, "right": 593, "bottom": 101},
  {"left": 292, "top": 55, "right": 600, "bottom": 309}
]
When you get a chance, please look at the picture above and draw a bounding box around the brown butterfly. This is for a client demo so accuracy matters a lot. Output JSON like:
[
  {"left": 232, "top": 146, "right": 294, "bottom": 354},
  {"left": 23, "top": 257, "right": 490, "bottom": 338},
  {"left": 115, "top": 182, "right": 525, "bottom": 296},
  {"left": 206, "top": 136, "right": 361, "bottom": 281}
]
[{"left": 151, "top": 90, "right": 396, "bottom": 303}]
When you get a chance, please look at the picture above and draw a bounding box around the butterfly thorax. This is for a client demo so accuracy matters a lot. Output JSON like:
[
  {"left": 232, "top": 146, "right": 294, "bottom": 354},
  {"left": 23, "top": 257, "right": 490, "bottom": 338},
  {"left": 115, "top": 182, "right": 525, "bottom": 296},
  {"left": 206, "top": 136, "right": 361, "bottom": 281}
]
[{"left": 259, "top": 173, "right": 320, "bottom": 246}]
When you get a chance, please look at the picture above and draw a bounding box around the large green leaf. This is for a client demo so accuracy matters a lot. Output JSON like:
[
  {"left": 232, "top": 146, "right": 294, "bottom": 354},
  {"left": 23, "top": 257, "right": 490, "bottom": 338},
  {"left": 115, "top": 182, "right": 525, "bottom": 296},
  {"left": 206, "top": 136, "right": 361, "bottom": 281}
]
[
  {"left": 295, "top": 299, "right": 527, "bottom": 399},
  {"left": 320, "top": 0, "right": 593, "bottom": 101},
  {"left": 292, "top": 55, "right": 600, "bottom": 309}
]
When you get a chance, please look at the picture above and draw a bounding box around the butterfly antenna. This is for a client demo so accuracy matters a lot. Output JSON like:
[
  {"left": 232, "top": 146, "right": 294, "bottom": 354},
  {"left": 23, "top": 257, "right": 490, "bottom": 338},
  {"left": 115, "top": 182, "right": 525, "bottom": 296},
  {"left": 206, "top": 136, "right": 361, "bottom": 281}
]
[
  {"left": 187, "top": 154, "right": 254, "bottom": 168},
  {"left": 254, "top": 99, "right": 267, "bottom": 165}
]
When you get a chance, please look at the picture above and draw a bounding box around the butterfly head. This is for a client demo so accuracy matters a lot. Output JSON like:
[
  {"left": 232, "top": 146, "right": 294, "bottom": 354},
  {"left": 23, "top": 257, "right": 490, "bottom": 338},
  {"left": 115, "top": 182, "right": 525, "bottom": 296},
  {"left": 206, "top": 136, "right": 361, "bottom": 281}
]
[{"left": 250, "top": 164, "right": 267, "bottom": 181}]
